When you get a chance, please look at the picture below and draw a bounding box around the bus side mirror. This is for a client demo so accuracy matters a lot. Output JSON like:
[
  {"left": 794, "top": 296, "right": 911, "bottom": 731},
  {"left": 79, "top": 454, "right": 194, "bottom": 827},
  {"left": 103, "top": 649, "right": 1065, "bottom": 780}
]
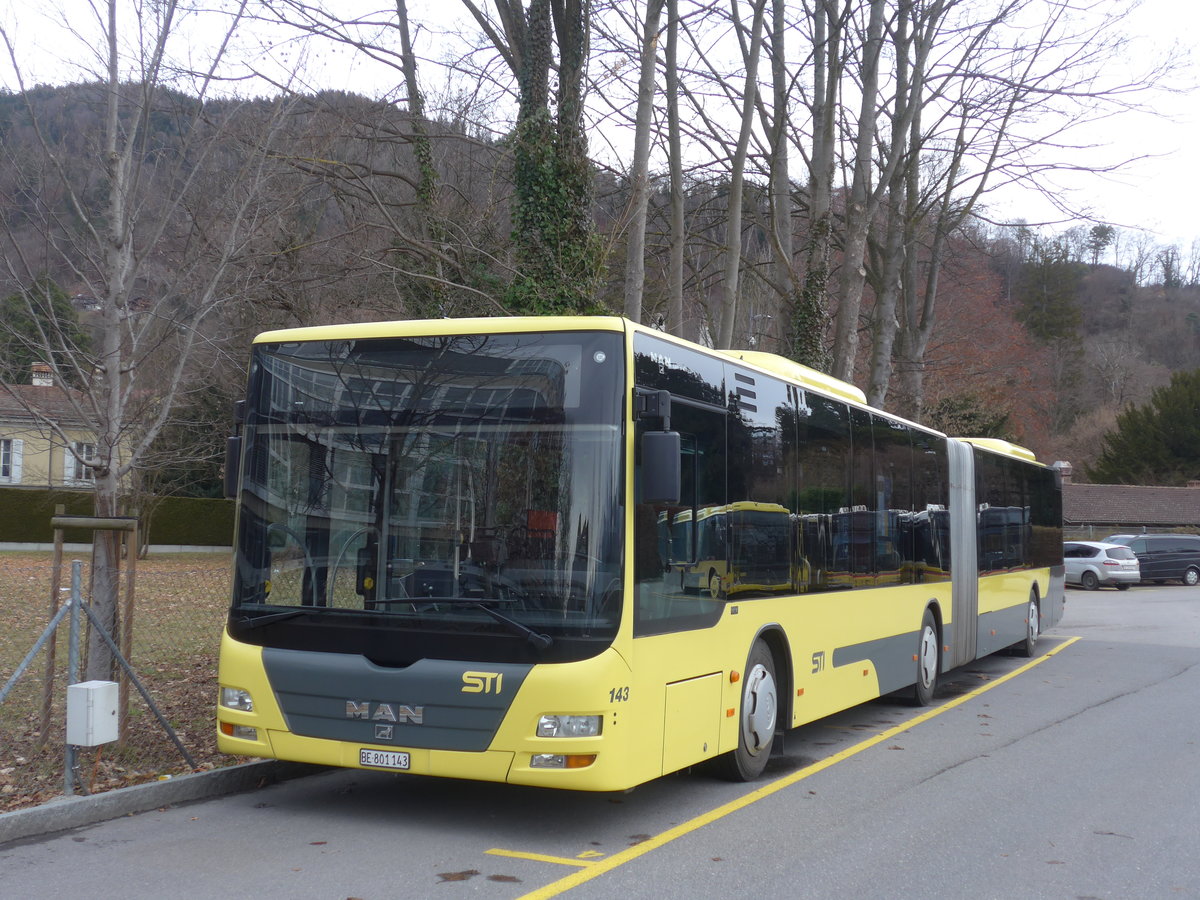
[
  {"left": 642, "top": 430, "right": 680, "bottom": 505},
  {"left": 224, "top": 436, "right": 241, "bottom": 499}
]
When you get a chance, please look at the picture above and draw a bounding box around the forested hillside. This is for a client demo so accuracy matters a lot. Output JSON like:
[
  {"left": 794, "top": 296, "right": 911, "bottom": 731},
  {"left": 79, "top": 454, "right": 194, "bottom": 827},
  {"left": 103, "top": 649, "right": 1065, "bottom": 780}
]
[
  {"left": 2, "top": 80, "right": 1197, "bottom": 487},
  {"left": 1, "top": 0, "right": 1195, "bottom": 513}
]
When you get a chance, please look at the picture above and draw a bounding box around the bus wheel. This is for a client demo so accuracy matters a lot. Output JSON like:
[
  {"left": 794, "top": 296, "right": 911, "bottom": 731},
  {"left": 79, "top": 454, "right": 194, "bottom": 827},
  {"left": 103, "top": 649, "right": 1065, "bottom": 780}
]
[
  {"left": 1017, "top": 595, "right": 1039, "bottom": 658},
  {"left": 912, "top": 610, "right": 939, "bottom": 706},
  {"left": 714, "top": 641, "right": 778, "bottom": 781}
]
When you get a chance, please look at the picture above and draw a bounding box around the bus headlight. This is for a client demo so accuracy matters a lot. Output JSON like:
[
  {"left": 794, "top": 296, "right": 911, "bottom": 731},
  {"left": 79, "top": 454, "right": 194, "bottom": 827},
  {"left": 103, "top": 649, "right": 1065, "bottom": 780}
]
[
  {"left": 537, "top": 714, "right": 602, "bottom": 737},
  {"left": 220, "top": 687, "right": 254, "bottom": 712}
]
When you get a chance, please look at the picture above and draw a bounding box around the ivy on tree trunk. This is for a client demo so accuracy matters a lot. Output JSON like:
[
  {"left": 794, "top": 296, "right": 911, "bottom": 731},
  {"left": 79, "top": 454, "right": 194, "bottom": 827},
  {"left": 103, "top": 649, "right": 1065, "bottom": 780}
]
[{"left": 503, "top": 0, "right": 602, "bottom": 315}]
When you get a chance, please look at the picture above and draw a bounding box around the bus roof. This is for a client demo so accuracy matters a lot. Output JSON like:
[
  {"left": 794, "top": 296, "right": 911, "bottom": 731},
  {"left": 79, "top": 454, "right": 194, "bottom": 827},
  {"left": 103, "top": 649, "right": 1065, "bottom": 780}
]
[
  {"left": 714, "top": 349, "right": 867, "bottom": 404},
  {"left": 254, "top": 317, "right": 861, "bottom": 407},
  {"left": 959, "top": 437, "right": 1039, "bottom": 463},
  {"left": 252, "top": 315, "right": 628, "bottom": 344}
]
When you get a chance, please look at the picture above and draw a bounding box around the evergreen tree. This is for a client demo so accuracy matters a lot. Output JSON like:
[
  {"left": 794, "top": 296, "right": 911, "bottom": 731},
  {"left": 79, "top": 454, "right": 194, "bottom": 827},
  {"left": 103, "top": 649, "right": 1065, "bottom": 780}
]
[
  {"left": 1016, "top": 239, "right": 1085, "bottom": 343},
  {"left": 1086, "top": 369, "right": 1200, "bottom": 485},
  {"left": 923, "top": 393, "right": 1013, "bottom": 441},
  {"left": 1015, "top": 238, "right": 1087, "bottom": 432},
  {"left": 0, "top": 278, "right": 91, "bottom": 385}
]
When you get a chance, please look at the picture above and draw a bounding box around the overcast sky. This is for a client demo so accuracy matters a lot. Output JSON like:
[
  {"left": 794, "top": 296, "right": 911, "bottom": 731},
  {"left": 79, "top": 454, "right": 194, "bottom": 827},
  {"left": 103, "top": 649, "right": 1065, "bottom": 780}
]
[
  {"left": 1, "top": 0, "right": 1197, "bottom": 251},
  {"left": 995, "top": 0, "right": 1200, "bottom": 250}
]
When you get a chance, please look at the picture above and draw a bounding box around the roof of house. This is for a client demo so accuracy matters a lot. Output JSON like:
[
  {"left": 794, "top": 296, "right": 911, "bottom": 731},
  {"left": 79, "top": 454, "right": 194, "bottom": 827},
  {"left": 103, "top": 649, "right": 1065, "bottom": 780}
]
[
  {"left": 1064, "top": 482, "right": 1200, "bottom": 528},
  {"left": 0, "top": 383, "right": 91, "bottom": 427}
]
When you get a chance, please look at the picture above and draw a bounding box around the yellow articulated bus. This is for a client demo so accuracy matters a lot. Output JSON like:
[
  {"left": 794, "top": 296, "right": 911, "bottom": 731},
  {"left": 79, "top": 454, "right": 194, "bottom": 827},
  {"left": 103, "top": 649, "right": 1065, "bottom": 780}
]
[{"left": 217, "top": 316, "right": 1065, "bottom": 790}]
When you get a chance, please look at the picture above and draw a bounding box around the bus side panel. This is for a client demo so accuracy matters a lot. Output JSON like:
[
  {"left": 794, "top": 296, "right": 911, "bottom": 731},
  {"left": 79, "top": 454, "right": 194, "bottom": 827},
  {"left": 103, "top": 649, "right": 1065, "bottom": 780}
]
[
  {"left": 795, "top": 583, "right": 952, "bottom": 715},
  {"left": 662, "top": 673, "right": 723, "bottom": 774},
  {"left": 627, "top": 627, "right": 751, "bottom": 774},
  {"left": 976, "top": 566, "right": 1063, "bottom": 655},
  {"left": 1043, "top": 567, "right": 1066, "bottom": 629},
  {"left": 976, "top": 571, "right": 1035, "bottom": 653}
]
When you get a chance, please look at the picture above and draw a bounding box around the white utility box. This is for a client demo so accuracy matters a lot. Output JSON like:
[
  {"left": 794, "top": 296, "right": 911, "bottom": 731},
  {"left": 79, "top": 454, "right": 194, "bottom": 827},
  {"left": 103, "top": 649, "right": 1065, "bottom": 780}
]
[{"left": 66, "top": 680, "right": 119, "bottom": 746}]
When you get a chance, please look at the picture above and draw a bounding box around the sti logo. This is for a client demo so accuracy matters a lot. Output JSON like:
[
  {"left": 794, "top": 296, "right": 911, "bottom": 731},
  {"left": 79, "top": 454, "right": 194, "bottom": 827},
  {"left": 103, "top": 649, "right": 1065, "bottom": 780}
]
[{"left": 462, "top": 671, "right": 504, "bottom": 694}]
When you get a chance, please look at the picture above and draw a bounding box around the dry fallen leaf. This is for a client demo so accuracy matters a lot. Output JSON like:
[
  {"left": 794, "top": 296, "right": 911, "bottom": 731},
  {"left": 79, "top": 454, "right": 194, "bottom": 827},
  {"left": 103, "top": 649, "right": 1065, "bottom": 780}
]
[{"left": 437, "top": 870, "right": 480, "bottom": 883}]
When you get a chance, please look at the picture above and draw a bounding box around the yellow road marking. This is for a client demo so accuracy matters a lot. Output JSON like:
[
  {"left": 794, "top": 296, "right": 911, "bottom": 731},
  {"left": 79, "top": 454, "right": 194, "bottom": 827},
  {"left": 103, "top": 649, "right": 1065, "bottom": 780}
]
[
  {"left": 486, "top": 848, "right": 598, "bottom": 868},
  {"left": 517, "top": 636, "right": 1082, "bottom": 899}
]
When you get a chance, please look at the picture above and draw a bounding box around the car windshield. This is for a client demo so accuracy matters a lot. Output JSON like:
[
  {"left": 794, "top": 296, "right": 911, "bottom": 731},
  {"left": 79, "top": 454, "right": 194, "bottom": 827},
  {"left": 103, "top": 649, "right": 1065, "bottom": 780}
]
[{"left": 228, "top": 330, "right": 625, "bottom": 664}]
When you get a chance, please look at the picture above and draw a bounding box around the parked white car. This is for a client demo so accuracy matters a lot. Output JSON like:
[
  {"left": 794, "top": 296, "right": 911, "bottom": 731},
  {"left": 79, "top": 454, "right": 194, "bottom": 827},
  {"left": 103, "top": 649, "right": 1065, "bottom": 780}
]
[{"left": 1063, "top": 541, "right": 1140, "bottom": 590}]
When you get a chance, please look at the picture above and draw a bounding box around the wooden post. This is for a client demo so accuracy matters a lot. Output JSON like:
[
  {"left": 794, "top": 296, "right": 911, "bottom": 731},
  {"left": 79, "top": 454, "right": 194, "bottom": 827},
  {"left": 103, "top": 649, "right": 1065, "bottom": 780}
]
[
  {"left": 119, "top": 520, "right": 138, "bottom": 743},
  {"left": 37, "top": 505, "right": 67, "bottom": 747},
  {"left": 48, "top": 515, "right": 139, "bottom": 743}
]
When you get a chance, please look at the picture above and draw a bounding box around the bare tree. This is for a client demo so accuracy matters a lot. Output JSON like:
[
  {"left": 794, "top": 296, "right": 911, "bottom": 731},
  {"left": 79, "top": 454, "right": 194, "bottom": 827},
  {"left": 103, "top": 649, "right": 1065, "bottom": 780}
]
[
  {"left": 460, "top": 0, "right": 601, "bottom": 313},
  {"left": 665, "top": 0, "right": 686, "bottom": 336},
  {"left": 715, "top": 0, "right": 767, "bottom": 348},
  {"left": 792, "top": 0, "right": 844, "bottom": 371},
  {"left": 0, "top": 1, "right": 295, "bottom": 680},
  {"left": 622, "top": 0, "right": 666, "bottom": 322},
  {"left": 856, "top": 0, "right": 1173, "bottom": 414}
]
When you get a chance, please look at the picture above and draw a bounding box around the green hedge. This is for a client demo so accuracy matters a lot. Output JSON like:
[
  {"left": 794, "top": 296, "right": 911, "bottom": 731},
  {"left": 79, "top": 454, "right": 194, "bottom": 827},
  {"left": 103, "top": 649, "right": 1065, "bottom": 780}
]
[{"left": 0, "top": 488, "right": 234, "bottom": 546}]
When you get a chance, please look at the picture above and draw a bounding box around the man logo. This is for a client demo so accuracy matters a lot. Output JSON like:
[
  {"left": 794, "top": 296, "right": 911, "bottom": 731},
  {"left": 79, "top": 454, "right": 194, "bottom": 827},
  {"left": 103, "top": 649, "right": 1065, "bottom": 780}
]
[
  {"left": 375, "top": 724, "right": 394, "bottom": 741},
  {"left": 345, "top": 701, "right": 424, "bottom": 724}
]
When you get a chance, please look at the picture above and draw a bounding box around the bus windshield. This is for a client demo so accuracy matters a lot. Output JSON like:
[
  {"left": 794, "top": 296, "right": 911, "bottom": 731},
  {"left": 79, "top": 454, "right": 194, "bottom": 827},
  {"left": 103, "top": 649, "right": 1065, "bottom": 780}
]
[{"left": 228, "top": 330, "right": 625, "bottom": 664}]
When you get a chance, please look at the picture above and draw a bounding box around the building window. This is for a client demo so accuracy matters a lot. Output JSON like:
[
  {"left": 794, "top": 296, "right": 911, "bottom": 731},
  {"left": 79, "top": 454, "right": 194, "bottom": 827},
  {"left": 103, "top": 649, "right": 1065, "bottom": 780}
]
[
  {"left": 67, "top": 441, "right": 96, "bottom": 484},
  {"left": 0, "top": 438, "right": 22, "bottom": 484}
]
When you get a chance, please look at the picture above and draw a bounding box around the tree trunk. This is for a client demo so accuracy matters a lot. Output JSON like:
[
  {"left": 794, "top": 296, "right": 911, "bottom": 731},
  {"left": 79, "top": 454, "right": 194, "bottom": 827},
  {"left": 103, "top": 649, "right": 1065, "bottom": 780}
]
[
  {"left": 623, "top": 0, "right": 666, "bottom": 322},
  {"left": 794, "top": 0, "right": 841, "bottom": 372},
  {"left": 765, "top": 0, "right": 791, "bottom": 354},
  {"left": 866, "top": 1, "right": 913, "bottom": 408},
  {"left": 829, "top": 0, "right": 886, "bottom": 383},
  {"left": 716, "top": 0, "right": 767, "bottom": 349},
  {"left": 665, "top": 0, "right": 685, "bottom": 336}
]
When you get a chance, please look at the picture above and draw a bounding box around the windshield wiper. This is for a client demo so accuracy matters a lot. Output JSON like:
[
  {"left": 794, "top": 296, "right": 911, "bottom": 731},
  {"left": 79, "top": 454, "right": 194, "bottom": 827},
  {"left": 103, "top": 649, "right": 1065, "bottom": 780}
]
[
  {"left": 471, "top": 602, "right": 553, "bottom": 649},
  {"left": 382, "top": 596, "right": 553, "bottom": 649},
  {"left": 237, "top": 608, "right": 313, "bottom": 629}
]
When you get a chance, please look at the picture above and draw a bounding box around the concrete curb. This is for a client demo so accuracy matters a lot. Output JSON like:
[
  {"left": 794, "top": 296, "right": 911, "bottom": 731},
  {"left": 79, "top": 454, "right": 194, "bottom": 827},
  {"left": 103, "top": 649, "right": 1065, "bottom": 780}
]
[{"left": 0, "top": 760, "right": 323, "bottom": 846}]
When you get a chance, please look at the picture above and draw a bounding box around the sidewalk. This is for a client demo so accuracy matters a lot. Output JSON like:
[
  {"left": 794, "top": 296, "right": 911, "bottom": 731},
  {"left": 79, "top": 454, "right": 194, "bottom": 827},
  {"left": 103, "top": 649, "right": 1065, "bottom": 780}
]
[{"left": 0, "top": 759, "right": 321, "bottom": 846}]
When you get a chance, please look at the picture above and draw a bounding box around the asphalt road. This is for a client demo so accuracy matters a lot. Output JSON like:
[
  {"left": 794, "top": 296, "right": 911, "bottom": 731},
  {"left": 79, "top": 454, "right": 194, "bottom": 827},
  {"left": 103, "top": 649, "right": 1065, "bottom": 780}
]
[{"left": 2, "top": 583, "right": 1198, "bottom": 900}]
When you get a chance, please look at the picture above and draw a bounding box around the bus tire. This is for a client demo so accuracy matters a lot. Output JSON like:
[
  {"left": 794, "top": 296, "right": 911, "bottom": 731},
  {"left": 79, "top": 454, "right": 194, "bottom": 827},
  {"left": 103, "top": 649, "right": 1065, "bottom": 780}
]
[
  {"left": 714, "top": 640, "right": 778, "bottom": 781},
  {"left": 708, "top": 569, "right": 723, "bottom": 599},
  {"left": 1017, "top": 594, "right": 1039, "bottom": 658},
  {"left": 912, "top": 610, "right": 939, "bottom": 706}
]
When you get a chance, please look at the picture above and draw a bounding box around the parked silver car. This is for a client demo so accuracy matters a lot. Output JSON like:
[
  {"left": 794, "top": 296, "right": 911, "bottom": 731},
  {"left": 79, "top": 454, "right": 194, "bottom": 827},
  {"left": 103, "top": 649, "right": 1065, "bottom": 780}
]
[{"left": 1063, "top": 541, "right": 1140, "bottom": 590}]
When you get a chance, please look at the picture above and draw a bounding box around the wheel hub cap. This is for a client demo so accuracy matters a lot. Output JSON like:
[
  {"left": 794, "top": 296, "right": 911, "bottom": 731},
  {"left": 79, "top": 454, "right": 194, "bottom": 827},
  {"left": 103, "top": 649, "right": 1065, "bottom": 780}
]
[
  {"left": 919, "top": 626, "right": 938, "bottom": 687},
  {"left": 743, "top": 664, "right": 777, "bottom": 755}
]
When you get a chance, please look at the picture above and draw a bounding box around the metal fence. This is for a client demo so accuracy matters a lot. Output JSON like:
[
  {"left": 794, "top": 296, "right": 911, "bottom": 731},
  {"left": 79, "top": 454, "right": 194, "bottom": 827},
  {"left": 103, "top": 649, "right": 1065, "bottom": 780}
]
[
  {"left": 0, "top": 552, "right": 232, "bottom": 811},
  {"left": 1063, "top": 526, "right": 1200, "bottom": 541}
]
